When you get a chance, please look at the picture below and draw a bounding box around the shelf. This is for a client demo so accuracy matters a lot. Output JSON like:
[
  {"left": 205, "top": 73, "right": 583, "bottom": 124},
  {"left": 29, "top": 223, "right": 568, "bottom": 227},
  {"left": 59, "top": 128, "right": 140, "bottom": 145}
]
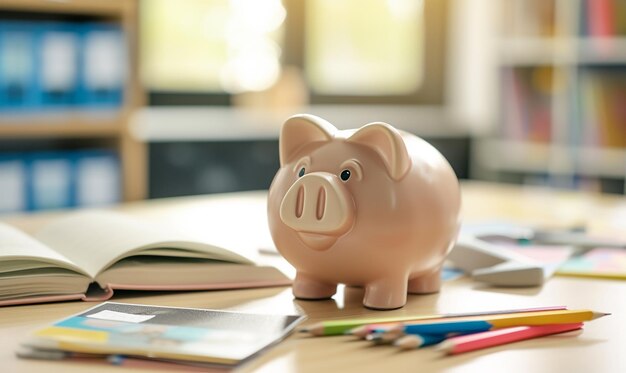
[
  {"left": 498, "top": 39, "right": 577, "bottom": 66},
  {"left": 476, "top": 139, "right": 551, "bottom": 173},
  {"left": 132, "top": 105, "right": 467, "bottom": 142},
  {"left": 0, "top": 0, "right": 130, "bottom": 16},
  {"left": 578, "top": 38, "right": 626, "bottom": 65},
  {"left": 476, "top": 139, "right": 626, "bottom": 178},
  {"left": 0, "top": 112, "right": 125, "bottom": 138},
  {"left": 576, "top": 146, "right": 626, "bottom": 178},
  {"left": 499, "top": 37, "right": 626, "bottom": 66}
]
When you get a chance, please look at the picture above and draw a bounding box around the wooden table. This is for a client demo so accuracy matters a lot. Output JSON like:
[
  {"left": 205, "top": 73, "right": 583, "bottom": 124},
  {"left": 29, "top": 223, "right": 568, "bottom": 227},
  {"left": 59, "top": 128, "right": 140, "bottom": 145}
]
[{"left": 1, "top": 181, "right": 625, "bottom": 373}]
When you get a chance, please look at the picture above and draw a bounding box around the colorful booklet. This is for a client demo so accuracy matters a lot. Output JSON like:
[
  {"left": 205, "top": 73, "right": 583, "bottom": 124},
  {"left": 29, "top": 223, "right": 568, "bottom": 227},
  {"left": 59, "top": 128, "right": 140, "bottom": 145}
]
[
  {"left": 557, "top": 248, "right": 626, "bottom": 280},
  {"left": 19, "top": 302, "right": 305, "bottom": 367},
  {"left": 0, "top": 210, "right": 291, "bottom": 307}
]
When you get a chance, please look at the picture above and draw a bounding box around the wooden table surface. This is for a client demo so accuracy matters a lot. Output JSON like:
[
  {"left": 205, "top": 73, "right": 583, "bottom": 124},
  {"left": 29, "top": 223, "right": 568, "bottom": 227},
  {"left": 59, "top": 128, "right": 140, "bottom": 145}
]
[{"left": 1, "top": 181, "right": 625, "bottom": 373}]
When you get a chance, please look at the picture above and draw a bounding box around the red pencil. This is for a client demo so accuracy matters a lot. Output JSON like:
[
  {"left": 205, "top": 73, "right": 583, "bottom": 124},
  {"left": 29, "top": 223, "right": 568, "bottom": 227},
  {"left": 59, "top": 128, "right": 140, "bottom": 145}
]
[{"left": 436, "top": 323, "right": 584, "bottom": 355}]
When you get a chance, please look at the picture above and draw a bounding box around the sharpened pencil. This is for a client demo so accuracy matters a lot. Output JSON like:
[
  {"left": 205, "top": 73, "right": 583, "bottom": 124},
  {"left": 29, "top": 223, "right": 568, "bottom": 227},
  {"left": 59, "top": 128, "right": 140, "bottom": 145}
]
[
  {"left": 383, "top": 309, "right": 608, "bottom": 337},
  {"left": 436, "top": 323, "right": 584, "bottom": 355}
]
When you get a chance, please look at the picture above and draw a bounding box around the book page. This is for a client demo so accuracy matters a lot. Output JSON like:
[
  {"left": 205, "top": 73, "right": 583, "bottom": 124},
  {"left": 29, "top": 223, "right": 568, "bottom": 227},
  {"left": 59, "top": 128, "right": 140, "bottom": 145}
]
[
  {"left": 33, "top": 211, "right": 255, "bottom": 279},
  {"left": 0, "top": 223, "right": 86, "bottom": 276}
]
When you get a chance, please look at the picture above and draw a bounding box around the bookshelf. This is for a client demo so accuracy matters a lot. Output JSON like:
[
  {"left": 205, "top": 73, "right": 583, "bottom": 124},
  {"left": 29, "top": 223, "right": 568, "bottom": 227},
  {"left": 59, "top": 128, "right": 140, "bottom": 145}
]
[
  {"left": 0, "top": 0, "right": 146, "bottom": 209},
  {"left": 474, "top": 0, "right": 626, "bottom": 193}
]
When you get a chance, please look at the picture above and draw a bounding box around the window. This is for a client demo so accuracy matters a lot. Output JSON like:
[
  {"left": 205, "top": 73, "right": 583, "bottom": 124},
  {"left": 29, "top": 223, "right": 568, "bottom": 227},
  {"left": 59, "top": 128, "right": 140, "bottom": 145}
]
[
  {"left": 140, "top": 0, "right": 447, "bottom": 106},
  {"left": 141, "top": 0, "right": 286, "bottom": 93},
  {"left": 305, "top": 0, "right": 424, "bottom": 96}
]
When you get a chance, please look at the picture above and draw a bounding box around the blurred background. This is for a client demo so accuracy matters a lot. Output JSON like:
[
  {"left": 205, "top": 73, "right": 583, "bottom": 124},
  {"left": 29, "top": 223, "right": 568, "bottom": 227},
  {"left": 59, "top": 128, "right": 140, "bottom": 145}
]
[{"left": 1, "top": 0, "right": 625, "bottom": 214}]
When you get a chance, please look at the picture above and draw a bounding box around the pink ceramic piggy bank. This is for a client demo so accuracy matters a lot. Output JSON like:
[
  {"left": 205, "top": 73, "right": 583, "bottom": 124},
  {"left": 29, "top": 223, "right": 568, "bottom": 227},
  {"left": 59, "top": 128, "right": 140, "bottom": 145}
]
[{"left": 267, "top": 114, "right": 461, "bottom": 309}]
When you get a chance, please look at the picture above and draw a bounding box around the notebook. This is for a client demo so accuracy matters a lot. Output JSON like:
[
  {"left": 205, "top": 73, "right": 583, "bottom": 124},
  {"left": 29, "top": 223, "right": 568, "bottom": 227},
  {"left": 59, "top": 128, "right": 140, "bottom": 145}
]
[
  {"left": 0, "top": 210, "right": 291, "bottom": 306},
  {"left": 19, "top": 302, "right": 305, "bottom": 367}
]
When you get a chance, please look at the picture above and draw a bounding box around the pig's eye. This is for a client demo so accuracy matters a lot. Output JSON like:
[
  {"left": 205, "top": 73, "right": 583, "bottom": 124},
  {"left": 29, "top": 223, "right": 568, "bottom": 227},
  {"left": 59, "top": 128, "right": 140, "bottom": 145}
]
[
  {"left": 298, "top": 167, "right": 306, "bottom": 177},
  {"left": 340, "top": 169, "right": 351, "bottom": 181}
]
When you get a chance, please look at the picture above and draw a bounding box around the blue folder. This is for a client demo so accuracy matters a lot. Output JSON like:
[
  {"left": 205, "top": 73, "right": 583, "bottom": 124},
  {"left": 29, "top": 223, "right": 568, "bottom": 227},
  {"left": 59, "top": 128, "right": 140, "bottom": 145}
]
[
  {"left": 73, "top": 150, "right": 121, "bottom": 207},
  {"left": 0, "top": 153, "right": 28, "bottom": 214},
  {"left": 78, "top": 23, "right": 125, "bottom": 108},
  {"left": 0, "top": 21, "right": 39, "bottom": 111},
  {"left": 38, "top": 22, "right": 81, "bottom": 109},
  {"left": 27, "top": 151, "right": 75, "bottom": 211}
]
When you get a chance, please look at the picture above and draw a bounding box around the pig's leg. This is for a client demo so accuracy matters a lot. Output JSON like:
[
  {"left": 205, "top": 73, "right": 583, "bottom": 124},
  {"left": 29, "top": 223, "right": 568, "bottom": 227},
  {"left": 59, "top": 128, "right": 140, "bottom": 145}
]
[
  {"left": 363, "top": 276, "right": 408, "bottom": 310},
  {"left": 407, "top": 267, "right": 442, "bottom": 294},
  {"left": 292, "top": 272, "right": 337, "bottom": 300}
]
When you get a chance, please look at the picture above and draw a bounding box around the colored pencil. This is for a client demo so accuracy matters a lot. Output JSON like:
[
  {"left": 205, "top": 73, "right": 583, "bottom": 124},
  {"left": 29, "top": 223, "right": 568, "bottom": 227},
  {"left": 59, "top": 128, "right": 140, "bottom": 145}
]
[
  {"left": 436, "top": 323, "right": 584, "bottom": 355},
  {"left": 300, "top": 306, "right": 567, "bottom": 336},
  {"left": 384, "top": 309, "right": 607, "bottom": 336}
]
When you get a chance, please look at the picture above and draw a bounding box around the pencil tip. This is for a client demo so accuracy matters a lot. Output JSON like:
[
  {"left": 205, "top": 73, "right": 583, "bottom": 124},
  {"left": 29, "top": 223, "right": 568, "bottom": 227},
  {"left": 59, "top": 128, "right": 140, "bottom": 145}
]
[
  {"left": 592, "top": 311, "right": 611, "bottom": 320},
  {"left": 346, "top": 326, "right": 367, "bottom": 337},
  {"left": 393, "top": 335, "right": 419, "bottom": 349},
  {"left": 434, "top": 340, "right": 452, "bottom": 353}
]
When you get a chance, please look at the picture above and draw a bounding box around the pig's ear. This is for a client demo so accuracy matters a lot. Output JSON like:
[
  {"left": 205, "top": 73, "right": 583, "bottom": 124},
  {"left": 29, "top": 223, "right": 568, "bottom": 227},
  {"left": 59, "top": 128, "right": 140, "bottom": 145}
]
[
  {"left": 280, "top": 114, "right": 336, "bottom": 166},
  {"left": 347, "top": 122, "right": 411, "bottom": 180}
]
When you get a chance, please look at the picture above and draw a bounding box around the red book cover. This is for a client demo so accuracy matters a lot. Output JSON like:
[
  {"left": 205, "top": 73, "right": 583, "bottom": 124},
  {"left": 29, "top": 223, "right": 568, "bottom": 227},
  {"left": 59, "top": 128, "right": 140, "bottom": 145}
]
[{"left": 588, "top": 0, "right": 615, "bottom": 37}]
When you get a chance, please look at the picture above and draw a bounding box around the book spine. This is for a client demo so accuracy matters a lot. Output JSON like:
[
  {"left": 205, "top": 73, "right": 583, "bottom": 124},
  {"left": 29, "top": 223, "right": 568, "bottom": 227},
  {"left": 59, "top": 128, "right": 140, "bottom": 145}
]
[
  {"left": 0, "top": 293, "right": 85, "bottom": 307},
  {"left": 587, "top": 0, "right": 615, "bottom": 37}
]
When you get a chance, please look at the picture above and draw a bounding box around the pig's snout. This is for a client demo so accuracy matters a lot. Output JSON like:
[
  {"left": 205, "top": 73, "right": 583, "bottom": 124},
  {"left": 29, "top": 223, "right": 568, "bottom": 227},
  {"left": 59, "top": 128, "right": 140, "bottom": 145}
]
[{"left": 280, "top": 172, "right": 354, "bottom": 250}]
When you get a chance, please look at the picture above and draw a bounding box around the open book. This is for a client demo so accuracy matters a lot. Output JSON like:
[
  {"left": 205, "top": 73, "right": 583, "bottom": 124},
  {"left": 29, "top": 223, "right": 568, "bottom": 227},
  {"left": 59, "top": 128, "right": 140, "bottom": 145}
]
[{"left": 0, "top": 211, "right": 291, "bottom": 306}]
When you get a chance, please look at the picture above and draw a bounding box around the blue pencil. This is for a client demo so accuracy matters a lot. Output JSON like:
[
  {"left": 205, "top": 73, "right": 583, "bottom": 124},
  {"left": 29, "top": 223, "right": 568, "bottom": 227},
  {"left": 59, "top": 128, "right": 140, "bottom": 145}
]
[
  {"left": 380, "top": 309, "right": 607, "bottom": 337},
  {"left": 402, "top": 320, "right": 492, "bottom": 335},
  {"left": 371, "top": 320, "right": 490, "bottom": 336}
]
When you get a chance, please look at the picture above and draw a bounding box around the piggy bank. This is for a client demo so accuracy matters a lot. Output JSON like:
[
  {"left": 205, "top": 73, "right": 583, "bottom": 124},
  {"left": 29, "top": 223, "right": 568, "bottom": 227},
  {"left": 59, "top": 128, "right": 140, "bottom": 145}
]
[{"left": 267, "top": 114, "right": 461, "bottom": 309}]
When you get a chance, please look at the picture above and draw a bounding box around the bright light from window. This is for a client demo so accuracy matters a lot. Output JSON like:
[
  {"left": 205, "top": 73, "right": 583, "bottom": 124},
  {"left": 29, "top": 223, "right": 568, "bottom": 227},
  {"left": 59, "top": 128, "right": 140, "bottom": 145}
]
[
  {"left": 141, "top": 0, "right": 285, "bottom": 92},
  {"left": 305, "top": 0, "right": 424, "bottom": 96}
]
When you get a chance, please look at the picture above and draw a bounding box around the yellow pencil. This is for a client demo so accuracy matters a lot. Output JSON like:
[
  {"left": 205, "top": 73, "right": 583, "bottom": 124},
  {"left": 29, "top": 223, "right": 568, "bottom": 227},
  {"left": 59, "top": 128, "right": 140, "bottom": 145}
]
[
  {"left": 383, "top": 309, "right": 608, "bottom": 336},
  {"left": 485, "top": 309, "right": 607, "bottom": 329}
]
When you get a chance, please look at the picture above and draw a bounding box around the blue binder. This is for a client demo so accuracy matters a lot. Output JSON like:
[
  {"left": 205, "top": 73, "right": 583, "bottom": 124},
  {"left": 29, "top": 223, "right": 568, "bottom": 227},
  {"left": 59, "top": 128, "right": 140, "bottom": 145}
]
[
  {"left": 78, "top": 23, "right": 126, "bottom": 108},
  {"left": 73, "top": 150, "right": 121, "bottom": 206},
  {"left": 27, "top": 151, "right": 75, "bottom": 211},
  {"left": 37, "top": 22, "right": 80, "bottom": 109},
  {"left": 0, "top": 21, "right": 39, "bottom": 111},
  {"left": 0, "top": 153, "right": 28, "bottom": 214}
]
